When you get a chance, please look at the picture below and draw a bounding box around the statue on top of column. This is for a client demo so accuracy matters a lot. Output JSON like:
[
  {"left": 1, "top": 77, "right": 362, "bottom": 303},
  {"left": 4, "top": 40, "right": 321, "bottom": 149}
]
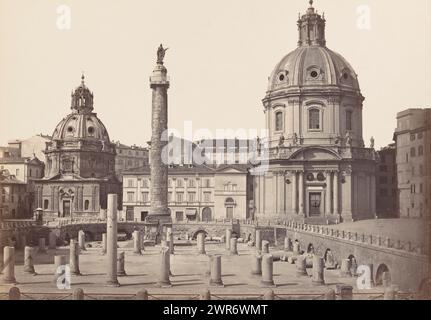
[{"left": 157, "top": 44, "right": 169, "bottom": 64}]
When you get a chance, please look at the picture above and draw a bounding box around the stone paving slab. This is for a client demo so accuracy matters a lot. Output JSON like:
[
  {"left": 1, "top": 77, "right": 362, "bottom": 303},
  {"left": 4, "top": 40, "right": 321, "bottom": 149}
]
[{"left": 0, "top": 241, "right": 386, "bottom": 299}]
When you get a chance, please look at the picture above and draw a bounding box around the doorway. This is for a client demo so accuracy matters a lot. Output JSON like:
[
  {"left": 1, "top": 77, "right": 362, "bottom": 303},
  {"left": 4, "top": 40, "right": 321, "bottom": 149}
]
[
  {"left": 309, "top": 193, "right": 322, "bottom": 216},
  {"left": 63, "top": 200, "right": 71, "bottom": 217}
]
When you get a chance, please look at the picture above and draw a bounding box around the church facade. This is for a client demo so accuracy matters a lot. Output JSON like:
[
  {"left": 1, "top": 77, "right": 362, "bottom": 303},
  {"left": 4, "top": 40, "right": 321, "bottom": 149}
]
[
  {"left": 252, "top": 2, "right": 377, "bottom": 224},
  {"left": 33, "top": 76, "right": 121, "bottom": 220}
]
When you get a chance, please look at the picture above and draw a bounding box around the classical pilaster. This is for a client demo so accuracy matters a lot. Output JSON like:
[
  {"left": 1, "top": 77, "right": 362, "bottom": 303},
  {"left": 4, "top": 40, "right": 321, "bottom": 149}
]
[
  {"left": 298, "top": 171, "right": 304, "bottom": 216},
  {"left": 341, "top": 170, "right": 353, "bottom": 222},
  {"left": 325, "top": 171, "right": 332, "bottom": 215},
  {"left": 333, "top": 171, "right": 339, "bottom": 216},
  {"left": 291, "top": 171, "right": 297, "bottom": 214}
]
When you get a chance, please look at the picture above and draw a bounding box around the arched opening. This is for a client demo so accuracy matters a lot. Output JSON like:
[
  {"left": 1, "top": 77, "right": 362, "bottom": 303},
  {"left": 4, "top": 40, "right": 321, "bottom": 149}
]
[
  {"left": 275, "top": 111, "right": 283, "bottom": 132},
  {"left": 202, "top": 207, "right": 212, "bottom": 222},
  {"left": 348, "top": 255, "right": 358, "bottom": 276},
  {"left": 324, "top": 248, "right": 336, "bottom": 269},
  {"left": 84, "top": 200, "right": 90, "bottom": 211},
  {"left": 192, "top": 229, "right": 208, "bottom": 240},
  {"left": 307, "top": 243, "right": 314, "bottom": 254},
  {"left": 375, "top": 264, "right": 390, "bottom": 286}
]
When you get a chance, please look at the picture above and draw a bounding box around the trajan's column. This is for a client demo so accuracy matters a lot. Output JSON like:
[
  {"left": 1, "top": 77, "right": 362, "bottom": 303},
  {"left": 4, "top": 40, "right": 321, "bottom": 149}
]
[{"left": 147, "top": 44, "right": 172, "bottom": 240}]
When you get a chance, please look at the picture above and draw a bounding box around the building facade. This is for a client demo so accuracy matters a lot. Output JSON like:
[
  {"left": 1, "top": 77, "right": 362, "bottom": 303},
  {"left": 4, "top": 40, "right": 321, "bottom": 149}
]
[
  {"left": 376, "top": 144, "right": 398, "bottom": 218},
  {"left": 252, "top": 2, "right": 377, "bottom": 224},
  {"left": 7, "top": 134, "right": 52, "bottom": 163},
  {"left": 122, "top": 164, "right": 252, "bottom": 222},
  {"left": 394, "top": 109, "right": 431, "bottom": 219},
  {"left": 0, "top": 170, "right": 29, "bottom": 220},
  {"left": 114, "top": 142, "right": 148, "bottom": 179},
  {"left": 33, "top": 76, "right": 121, "bottom": 220}
]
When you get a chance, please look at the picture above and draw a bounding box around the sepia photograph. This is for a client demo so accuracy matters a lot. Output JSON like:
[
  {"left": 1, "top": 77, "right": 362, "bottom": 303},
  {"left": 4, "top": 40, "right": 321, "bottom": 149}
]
[{"left": 0, "top": 0, "right": 430, "bottom": 309}]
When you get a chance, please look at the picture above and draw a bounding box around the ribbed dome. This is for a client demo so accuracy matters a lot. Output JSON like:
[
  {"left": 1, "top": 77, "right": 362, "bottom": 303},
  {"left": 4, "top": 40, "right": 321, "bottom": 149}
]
[
  {"left": 52, "top": 112, "right": 110, "bottom": 142},
  {"left": 267, "top": 46, "right": 360, "bottom": 93}
]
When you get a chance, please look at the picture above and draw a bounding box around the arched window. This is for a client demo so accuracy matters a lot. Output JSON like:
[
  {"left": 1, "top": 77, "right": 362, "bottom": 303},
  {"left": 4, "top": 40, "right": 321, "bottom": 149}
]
[
  {"left": 84, "top": 200, "right": 90, "bottom": 211},
  {"left": 309, "top": 109, "right": 320, "bottom": 130},
  {"left": 346, "top": 110, "right": 353, "bottom": 131},
  {"left": 275, "top": 111, "right": 283, "bottom": 132}
]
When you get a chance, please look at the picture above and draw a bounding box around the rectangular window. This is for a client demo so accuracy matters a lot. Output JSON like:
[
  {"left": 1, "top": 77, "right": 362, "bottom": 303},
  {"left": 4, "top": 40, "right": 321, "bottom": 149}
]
[
  {"left": 346, "top": 110, "right": 353, "bottom": 131},
  {"left": 16, "top": 169, "right": 20, "bottom": 177},
  {"left": 204, "top": 192, "right": 211, "bottom": 202},
  {"left": 188, "top": 179, "right": 195, "bottom": 188},
  {"left": 168, "top": 192, "right": 173, "bottom": 202},
  {"left": 128, "top": 179, "right": 134, "bottom": 188},
  {"left": 309, "top": 109, "right": 320, "bottom": 130},
  {"left": 141, "top": 192, "right": 149, "bottom": 202},
  {"left": 127, "top": 192, "right": 135, "bottom": 202},
  {"left": 176, "top": 192, "right": 184, "bottom": 203},
  {"left": 188, "top": 192, "right": 196, "bottom": 202}
]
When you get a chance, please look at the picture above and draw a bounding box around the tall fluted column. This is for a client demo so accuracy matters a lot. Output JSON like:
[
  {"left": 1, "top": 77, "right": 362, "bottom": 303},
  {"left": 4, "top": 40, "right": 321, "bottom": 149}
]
[{"left": 149, "top": 45, "right": 170, "bottom": 219}]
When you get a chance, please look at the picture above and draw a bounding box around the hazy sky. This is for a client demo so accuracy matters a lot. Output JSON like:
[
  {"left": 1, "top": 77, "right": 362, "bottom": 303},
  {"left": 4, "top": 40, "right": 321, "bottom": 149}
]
[{"left": 1, "top": 0, "right": 430, "bottom": 149}]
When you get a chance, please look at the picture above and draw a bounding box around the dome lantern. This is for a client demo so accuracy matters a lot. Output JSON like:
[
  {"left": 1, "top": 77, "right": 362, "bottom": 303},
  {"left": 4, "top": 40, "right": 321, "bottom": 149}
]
[
  {"left": 297, "top": 0, "right": 326, "bottom": 47},
  {"left": 71, "top": 74, "right": 94, "bottom": 113}
]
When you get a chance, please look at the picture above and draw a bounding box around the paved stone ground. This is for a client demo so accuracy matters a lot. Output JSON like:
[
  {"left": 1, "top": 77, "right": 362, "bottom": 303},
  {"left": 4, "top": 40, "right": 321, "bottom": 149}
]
[
  {"left": 0, "top": 240, "right": 390, "bottom": 300},
  {"left": 330, "top": 219, "right": 429, "bottom": 246}
]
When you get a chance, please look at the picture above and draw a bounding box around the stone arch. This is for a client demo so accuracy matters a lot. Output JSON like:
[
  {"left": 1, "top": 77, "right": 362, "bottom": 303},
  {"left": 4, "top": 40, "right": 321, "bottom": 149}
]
[
  {"left": 324, "top": 248, "right": 332, "bottom": 261},
  {"left": 192, "top": 229, "right": 208, "bottom": 240},
  {"left": 307, "top": 243, "right": 314, "bottom": 254},
  {"left": 375, "top": 264, "right": 390, "bottom": 286}
]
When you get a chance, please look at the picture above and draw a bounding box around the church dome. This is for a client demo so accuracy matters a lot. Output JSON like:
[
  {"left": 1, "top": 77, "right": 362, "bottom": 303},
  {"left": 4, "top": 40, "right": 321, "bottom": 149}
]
[
  {"left": 267, "top": 46, "right": 360, "bottom": 93},
  {"left": 266, "top": 1, "right": 361, "bottom": 95},
  {"left": 51, "top": 75, "right": 110, "bottom": 143},
  {"left": 52, "top": 112, "right": 110, "bottom": 142}
]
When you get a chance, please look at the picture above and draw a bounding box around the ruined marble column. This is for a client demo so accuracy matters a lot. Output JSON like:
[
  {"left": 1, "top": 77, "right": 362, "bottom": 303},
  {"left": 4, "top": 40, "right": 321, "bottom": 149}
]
[
  {"left": 209, "top": 255, "right": 224, "bottom": 287},
  {"left": 296, "top": 255, "right": 308, "bottom": 277},
  {"left": 38, "top": 238, "right": 47, "bottom": 254},
  {"left": 106, "top": 194, "right": 120, "bottom": 287},
  {"left": 205, "top": 255, "right": 213, "bottom": 277},
  {"left": 53, "top": 255, "right": 67, "bottom": 283},
  {"left": 197, "top": 232, "right": 206, "bottom": 255},
  {"left": 24, "top": 246, "right": 36, "bottom": 274},
  {"left": 340, "top": 259, "right": 352, "bottom": 277},
  {"left": 78, "top": 230, "right": 86, "bottom": 251},
  {"left": 157, "top": 247, "right": 171, "bottom": 287},
  {"left": 1, "top": 247, "right": 16, "bottom": 284},
  {"left": 69, "top": 239, "right": 81, "bottom": 276},
  {"left": 230, "top": 238, "right": 238, "bottom": 255},
  {"left": 225, "top": 229, "right": 232, "bottom": 251},
  {"left": 101, "top": 233, "right": 107, "bottom": 255},
  {"left": 293, "top": 242, "right": 300, "bottom": 256},
  {"left": 167, "top": 228, "right": 174, "bottom": 254},
  {"left": 261, "top": 254, "right": 275, "bottom": 287},
  {"left": 262, "top": 240, "right": 270, "bottom": 254},
  {"left": 251, "top": 254, "right": 262, "bottom": 276},
  {"left": 255, "top": 230, "right": 262, "bottom": 252},
  {"left": 49, "top": 232, "right": 57, "bottom": 250},
  {"left": 284, "top": 237, "right": 291, "bottom": 252},
  {"left": 312, "top": 256, "right": 325, "bottom": 285},
  {"left": 117, "top": 252, "right": 126, "bottom": 277},
  {"left": 133, "top": 231, "right": 142, "bottom": 255}
]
